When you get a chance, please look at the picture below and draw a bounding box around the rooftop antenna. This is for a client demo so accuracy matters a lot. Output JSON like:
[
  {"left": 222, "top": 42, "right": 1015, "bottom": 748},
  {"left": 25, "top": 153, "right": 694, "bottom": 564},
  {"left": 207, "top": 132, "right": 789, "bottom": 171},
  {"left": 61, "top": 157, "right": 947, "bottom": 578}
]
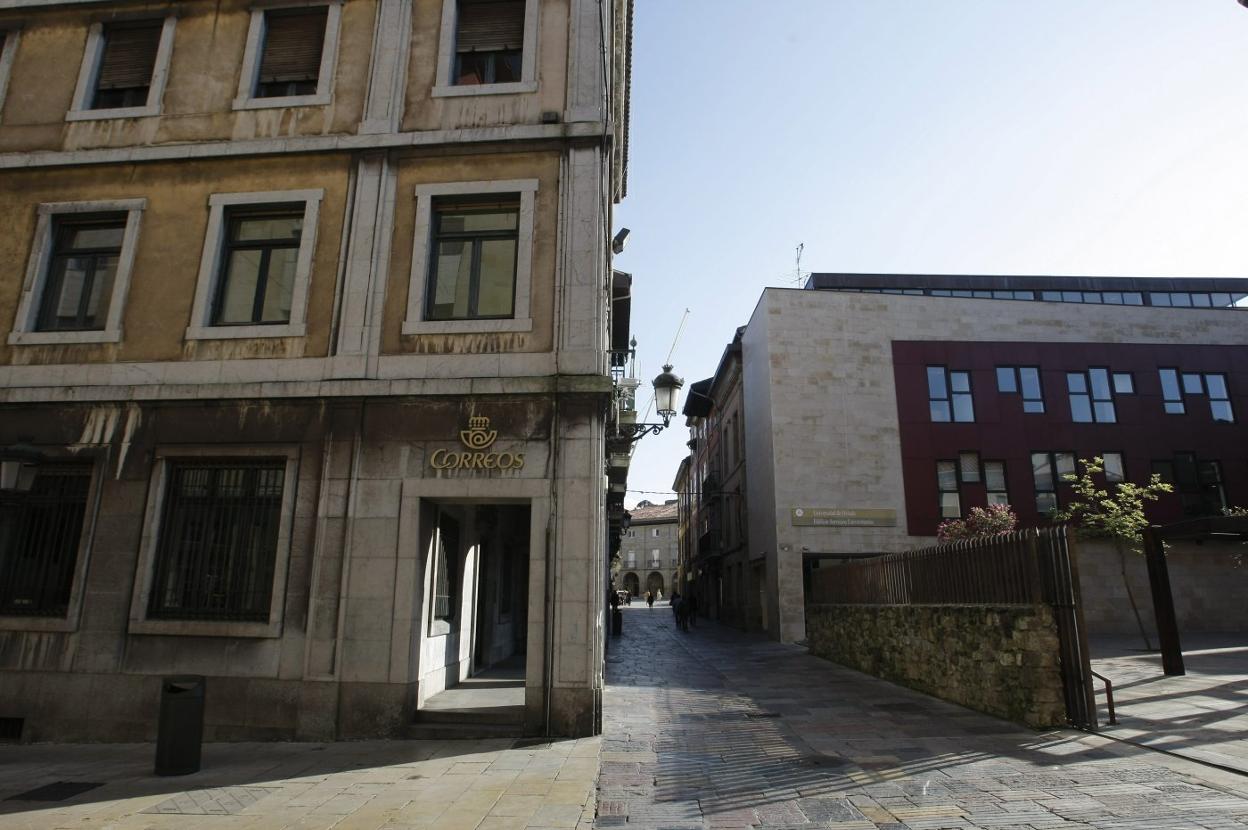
[{"left": 793, "top": 242, "right": 808, "bottom": 287}]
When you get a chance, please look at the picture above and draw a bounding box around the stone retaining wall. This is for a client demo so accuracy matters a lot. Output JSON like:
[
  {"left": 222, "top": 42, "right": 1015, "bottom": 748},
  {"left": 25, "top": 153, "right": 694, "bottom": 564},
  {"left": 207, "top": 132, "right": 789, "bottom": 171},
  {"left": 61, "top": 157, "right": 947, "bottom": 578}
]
[{"left": 806, "top": 604, "right": 1066, "bottom": 728}]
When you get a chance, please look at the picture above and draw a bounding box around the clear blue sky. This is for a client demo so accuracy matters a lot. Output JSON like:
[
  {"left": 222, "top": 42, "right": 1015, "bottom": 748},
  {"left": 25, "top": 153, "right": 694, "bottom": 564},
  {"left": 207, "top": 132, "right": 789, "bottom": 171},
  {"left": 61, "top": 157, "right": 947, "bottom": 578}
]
[{"left": 613, "top": 1, "right": 1248, "bottom": 507}]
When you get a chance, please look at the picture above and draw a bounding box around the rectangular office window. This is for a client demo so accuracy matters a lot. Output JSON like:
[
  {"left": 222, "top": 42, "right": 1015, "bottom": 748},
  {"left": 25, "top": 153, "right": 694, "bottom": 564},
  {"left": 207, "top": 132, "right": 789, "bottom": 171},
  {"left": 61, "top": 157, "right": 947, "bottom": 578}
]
[
  {"left": 997, "top": 366, "right": 1044, "bottom": 413},
  {"left": 37, "top": 215, "right": 126, "bottom": 332},
  {"left": 1206, "top": 374, "right": 1234, "bottom": 423},
  {"left": 454, "top": 0, "right": 524, "bottom": 85},
  {"left": 255, "top": 7, "right": 329, "bottom": 98},
  {"left": 0, "top": 465, "right": 91, "bottom": 617},
  {"left": 1032, "top": 451, "right": 1074, "bottom": 513},
  {"left": 1067, "top": 369, "right": 1116, "bottom": 423},
  {"left": 1159, "top": 369, "right": 1185, "bottom": 414},
  {"left": 1156, "top": 453, "right": 1226, "bottom": 517},
  {"left": 147, "top": 460, "right": 285, "bottom": 622},
  {"left": 928, "top": 367, "right": 974, "bottom": 423},
  {"left": 1112, "top": 373, "right": 1134, "bottom": 394},
  {"left": 1102, "top": 452, "right": 1125, "bottom": 483},
  {"left": 426, "top": 196, "right": 519, "bottom": 320},
  {"left": 213, "top": 208, "right": 303, "bottom": 326},
  {"left": 959, "top": 452, "right": 980, "bottom": 483},
  {"left": 984, "top": 461, "right": 1009, "bottom": 506},
  {"left": 937, "top": 460, "right": 961, "bottom": 518},
  {"left": 90, "top": 21, "right": 162, "bottom": 109}
]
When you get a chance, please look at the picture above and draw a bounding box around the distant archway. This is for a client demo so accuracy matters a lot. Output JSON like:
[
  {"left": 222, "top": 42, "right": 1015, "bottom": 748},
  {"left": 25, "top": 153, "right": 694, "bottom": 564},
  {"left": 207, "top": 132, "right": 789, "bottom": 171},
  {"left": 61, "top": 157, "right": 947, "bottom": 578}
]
[
  {"left": 646, "top": 571, "right": 665, "bottom": 598},
  {"left": 623, "top": 572, "right": 640, "bottom": 596}
]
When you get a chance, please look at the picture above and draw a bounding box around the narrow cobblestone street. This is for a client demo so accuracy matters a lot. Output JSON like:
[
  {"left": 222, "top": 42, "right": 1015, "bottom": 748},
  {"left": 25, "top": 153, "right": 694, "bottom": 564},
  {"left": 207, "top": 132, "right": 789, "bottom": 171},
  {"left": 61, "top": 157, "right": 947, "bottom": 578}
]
[{"left": 597, "top": 605, "right": 1248, "bottom": 830}]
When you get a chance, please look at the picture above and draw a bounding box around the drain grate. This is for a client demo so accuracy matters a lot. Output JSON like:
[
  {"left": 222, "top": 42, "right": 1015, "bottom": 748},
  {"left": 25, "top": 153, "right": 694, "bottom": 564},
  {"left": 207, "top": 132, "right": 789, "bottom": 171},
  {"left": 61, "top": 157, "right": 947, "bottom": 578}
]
[
  {"left": 141, "top": 787, "right": 276, "bottom": 815},
  {"left": 6, "top": 782, "right": 105, "bottom": 802}
]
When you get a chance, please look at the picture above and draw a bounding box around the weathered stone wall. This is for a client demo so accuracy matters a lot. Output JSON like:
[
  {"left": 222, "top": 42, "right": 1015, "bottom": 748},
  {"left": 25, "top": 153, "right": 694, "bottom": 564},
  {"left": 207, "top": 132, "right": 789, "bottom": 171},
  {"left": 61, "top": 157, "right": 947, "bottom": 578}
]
[{"left": 806, "top": 604, "right": 1066, "bottom": 728}]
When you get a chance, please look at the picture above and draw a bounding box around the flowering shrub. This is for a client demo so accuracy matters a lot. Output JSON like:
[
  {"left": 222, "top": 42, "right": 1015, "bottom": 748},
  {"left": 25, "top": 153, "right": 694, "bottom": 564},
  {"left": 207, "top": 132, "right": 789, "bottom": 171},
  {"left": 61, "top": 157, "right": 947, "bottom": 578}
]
[{"left": 936, "top": 504, "right": 1018, "bottom": 544}]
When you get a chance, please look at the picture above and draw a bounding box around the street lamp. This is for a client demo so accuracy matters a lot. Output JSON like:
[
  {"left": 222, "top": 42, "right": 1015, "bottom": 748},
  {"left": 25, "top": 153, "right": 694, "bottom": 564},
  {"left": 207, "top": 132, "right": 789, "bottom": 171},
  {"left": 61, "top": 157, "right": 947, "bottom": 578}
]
[
  {"left": 616, "top": 363, "right": 685, "bottom": 442},
  {"left": 0, "top": 443, "right": 44, "bottom": 493}
]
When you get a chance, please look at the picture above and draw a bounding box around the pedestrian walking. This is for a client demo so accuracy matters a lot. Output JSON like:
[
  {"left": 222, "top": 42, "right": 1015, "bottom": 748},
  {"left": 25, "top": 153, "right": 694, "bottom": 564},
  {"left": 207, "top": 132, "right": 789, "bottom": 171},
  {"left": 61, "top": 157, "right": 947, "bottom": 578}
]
[
  {"left": 670, "top": 591, "right": 685, "bottom": 630},
  {"left": 645, "top": 591, "right": 653, "bottom": 608},
  {"left": 686, "top": 593, "right": 698, "bottom": 628}
]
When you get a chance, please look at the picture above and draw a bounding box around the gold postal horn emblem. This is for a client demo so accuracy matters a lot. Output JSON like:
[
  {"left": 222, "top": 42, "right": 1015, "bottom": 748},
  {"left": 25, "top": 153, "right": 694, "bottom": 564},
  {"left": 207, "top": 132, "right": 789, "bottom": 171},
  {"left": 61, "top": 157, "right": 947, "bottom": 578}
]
[{"left": 459, "top": 416, "right": 497, "bottom": 450}]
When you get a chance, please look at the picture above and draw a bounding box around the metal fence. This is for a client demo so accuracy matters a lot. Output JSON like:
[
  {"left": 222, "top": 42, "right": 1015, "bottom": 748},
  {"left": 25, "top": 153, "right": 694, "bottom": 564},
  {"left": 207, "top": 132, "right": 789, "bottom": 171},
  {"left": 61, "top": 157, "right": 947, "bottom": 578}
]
[{"left": 808, "top": 526, "right": 1097, "bottom": 729}]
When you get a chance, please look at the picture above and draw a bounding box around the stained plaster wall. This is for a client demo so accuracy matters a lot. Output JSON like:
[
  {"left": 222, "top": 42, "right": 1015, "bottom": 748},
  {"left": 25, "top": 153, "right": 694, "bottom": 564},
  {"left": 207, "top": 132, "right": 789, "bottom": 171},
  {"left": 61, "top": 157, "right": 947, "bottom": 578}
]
[{"left": 743, "top": 288, "right": 1248, "bottom": 644}]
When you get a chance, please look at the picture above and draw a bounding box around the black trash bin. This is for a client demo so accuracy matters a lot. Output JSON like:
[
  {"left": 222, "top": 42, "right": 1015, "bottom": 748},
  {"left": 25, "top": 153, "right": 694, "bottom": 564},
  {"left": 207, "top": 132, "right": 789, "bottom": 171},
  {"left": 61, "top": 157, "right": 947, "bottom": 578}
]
[
  {"left": 612, "top": 608, "right": 623, "bottom": 636},
  {"left": 155, "top": 675, "right": 205, "bottom": 776}
]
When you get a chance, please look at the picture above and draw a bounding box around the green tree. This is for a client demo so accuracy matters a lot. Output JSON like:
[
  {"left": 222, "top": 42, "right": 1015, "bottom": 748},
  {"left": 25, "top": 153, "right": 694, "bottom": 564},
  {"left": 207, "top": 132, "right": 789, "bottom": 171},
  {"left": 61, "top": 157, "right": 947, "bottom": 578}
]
[{"left": 1052, "top": 457, "right": 1173, "bottom": 650}]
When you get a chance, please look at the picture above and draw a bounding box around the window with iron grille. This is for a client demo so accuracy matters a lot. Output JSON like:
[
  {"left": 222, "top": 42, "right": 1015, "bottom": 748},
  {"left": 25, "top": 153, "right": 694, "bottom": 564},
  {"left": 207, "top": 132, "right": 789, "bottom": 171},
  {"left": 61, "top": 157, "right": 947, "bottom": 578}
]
[
  {"left": 37, "top": 215, "right": 126, "bottom": 332},
  {"left": 454, "top": 0, "right": 524, "bottom": 85},
  {"left": 0, "top": 465, "right": 91, "bottom": 617},
  {"left": 90, "top": 21, "right": 163, "bottom": 109},
  {"left": 255, "top": 7, "right": 328, "bottom": 98},
  {"left": 147, "top": 460, "right": 285, "bottom": 621},
  {"left": 432, "top": 513, "right": 459, "bottom": 622},
  {"left": 426, "top": 196, "right": 519, "bottom": 320}
]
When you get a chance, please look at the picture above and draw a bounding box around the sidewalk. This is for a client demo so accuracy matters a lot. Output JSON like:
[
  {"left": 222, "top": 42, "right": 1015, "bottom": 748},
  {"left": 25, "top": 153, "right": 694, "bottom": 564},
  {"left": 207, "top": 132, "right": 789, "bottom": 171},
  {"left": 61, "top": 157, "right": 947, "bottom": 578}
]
[
  {"left": 599, "top": 604, "right": 1248, "bottom": 829},
  {"left": 0, "top": 736, "right": 599, "bottom": 830}
]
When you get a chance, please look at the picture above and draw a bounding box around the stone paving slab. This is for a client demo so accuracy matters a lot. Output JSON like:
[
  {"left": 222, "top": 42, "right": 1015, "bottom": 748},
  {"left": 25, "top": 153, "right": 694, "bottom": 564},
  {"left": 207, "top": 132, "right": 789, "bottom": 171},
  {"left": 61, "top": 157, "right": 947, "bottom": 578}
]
[
  {"left": 0, "top": 736, "right": 599, "bottom": 829},
  {"left": 598, "top": 605, "right": 1248, "bottom": 830}
]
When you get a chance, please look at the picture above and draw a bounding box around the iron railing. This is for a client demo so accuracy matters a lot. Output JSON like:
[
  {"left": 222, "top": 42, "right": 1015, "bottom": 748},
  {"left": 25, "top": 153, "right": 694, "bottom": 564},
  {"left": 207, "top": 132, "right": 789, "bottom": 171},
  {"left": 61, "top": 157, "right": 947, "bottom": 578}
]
[{"left": 0, "top": 465, "right": 91, "bottom": 617}]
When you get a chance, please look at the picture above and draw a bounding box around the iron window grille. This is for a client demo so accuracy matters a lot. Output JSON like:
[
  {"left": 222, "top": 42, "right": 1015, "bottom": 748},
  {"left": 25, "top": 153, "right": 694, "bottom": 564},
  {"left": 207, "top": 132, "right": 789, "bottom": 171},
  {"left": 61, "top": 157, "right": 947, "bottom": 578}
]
[
  {"left": 426, "top": 196, "right": 519, "bottom": 320},
  {"left": 927, "top": 366, "right": 974, "bottom": 423},
  {"left": 212, "top": 207, "right": 303, "bottom": 326},
  {"left": 433, "top": 513, "right": 459, "bottom": 622},
  {"left": 90, "top": 21, "right": 162, "bottom": 109},
  {"left": 996, "top": 366, "right": 1045, "bottom": 413},
  {"left": 1067, "top": 368, "right": 1127, "bottom": 424},
  {"left": 1032, "top": 451, "right": 1075, "bottom": 514},
  {"left": 147, "top": 459, "right": 285, "bottom": 622},
  {"left": 0, "top": 465, "right": 91, "bottom": 617},
  {"left": 254, "top": 7, "right": 328, "bottom": 98},
  {"left": 37, "top": 215, "right": 126, "bottom": 332},
  {"left": 1152, "top": 454, "right": 1226, "bottom": 517},
  {"left": 454, "top": 0, "right": 524, "bottom": 85}
]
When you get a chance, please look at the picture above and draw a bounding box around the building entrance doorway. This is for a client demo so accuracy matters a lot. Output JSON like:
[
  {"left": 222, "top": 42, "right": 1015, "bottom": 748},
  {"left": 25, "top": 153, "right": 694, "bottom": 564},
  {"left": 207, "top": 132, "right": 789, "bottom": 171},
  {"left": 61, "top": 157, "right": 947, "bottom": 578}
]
[
  {"left": 646, "top": 571, "right": 664, "bottom": 599},
  {"left": 415, "top": 501, "right": 531, "bottom": 736},
  {"left": 623, "top": 572, "right": 640, "bottom": 596}
]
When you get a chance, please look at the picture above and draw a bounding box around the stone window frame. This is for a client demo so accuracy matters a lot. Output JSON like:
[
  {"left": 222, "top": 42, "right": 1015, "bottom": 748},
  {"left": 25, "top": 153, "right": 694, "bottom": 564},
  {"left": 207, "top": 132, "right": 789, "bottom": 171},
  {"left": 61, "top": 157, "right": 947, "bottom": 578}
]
[
  {"left": 127, "top": 445, "right": 300, "bottom": 638},
  {"left": 0, "top": 26, "right": 20, "bottom": 125},
  {"left": 232, "top": 0, "right": 343, "bottom": 111},
  {"left": 0, "top": 453, "right": 105, "bottom": 635},
  {"left": 403, "top": 179, "right": 536, "bottom": 335},
  {"left": 432, "top": 0, "right": 539, "bottom": 98},
  {"left": 185, "top": 189, "right": 323, "bottom": 341},
  {"left": 8, "top": 198, "right": 146, "bottom": 346},
  {"left": 66, "top": 14, "right": 178, "bottom": 122}
]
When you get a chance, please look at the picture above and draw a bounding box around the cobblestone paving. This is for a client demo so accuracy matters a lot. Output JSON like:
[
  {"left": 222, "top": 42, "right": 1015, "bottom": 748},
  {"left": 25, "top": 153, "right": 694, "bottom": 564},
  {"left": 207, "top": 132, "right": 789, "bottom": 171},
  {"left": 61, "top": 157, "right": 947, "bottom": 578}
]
[{"left": 597, "top": 605, "right": 1248, "bottom": 830}]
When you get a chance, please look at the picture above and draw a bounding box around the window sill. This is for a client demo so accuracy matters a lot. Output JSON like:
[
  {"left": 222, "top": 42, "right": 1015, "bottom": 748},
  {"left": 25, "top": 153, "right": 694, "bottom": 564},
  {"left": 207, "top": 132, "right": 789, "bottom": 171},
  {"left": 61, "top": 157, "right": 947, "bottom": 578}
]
[
  {"left": 8, "top": 329, "right": 121, "bottom": 346},
  {"left": 232, "top": 93, "right": 332, "bottom": 111},
  {"left": 402, "top": 317, "right": 532, "bottom": 336},
  {"left": 431, "top": 81, "right": 537, "bottom": 98},
  {"left": 0, "top": 615, "right": 76, "bottom": 633},
  {"left": 66, "top": 105, "right": 160, "bottom": 122},
  {"left": 185, "top": 323, "right": 307, "bottom": 341},
  {"left": 128, "top": 618, "right": 282, "bottom": 638}
]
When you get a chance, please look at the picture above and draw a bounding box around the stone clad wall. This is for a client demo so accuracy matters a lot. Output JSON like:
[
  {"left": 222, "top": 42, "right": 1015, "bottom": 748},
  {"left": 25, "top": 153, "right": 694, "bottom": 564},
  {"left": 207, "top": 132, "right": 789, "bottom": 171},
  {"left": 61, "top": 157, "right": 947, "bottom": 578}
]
[{"left": 806, "top": 604, "right": 1066, "bottom": 728}]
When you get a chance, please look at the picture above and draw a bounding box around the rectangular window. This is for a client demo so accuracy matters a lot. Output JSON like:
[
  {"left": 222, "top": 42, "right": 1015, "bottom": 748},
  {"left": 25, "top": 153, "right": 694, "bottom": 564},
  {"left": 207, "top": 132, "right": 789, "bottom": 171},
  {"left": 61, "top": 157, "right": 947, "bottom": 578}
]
[
  {"left": 90, "top": 21, "right": 163, "bottom": 109},
  {"left": 1206, "top": 374, "right": 1234, "bottom": 423},
  {"left": 984, "top": 461, "right": 1009, "bottom": 506},
  {"left": 1156, "top": 453, "right": 1226, "bottom": 517},
  {"left": 147, "top": 460, "right": 285, "bottom": 622},
  {"left": 426, "top": 196, "right": 519, "bottom": 320},
  {"left": 433, "top": 512, "right": 458, "bottom": 622},
  {"left": 454, "top": 0, "right": 524, "bottom": 85},
  {"left": 1159, "top": 368, "right": 1185, "bottom": 414},
  {"left": 1067, "top": 368, "right": 1117, "bottom": 423},
  {"left": 1103, "top": 452, "right": 1125, "bottom": 483},
  {"left": 0, "top": 465, "right": 91, "bottom": 617},
  {"left": 212, "top": 208, "right": 303, "bottom": 326},
  {"left": 959, "top": 451, "right": 980, "bottom": 483},
  {"left": 997, "top": 366, "right": 1044, "bottom": 413},
  {"left": 1032, "top": 451, "right": 1074, "bottom": 513},
  {"left": 928, "top": 367, "right": 974, "bottom": 423},
  {"left": 37, "top": 215, "right": 125, "bottom": 332},
  {"left": 255, "top": 7, "right": 328, "bottom": 98},
  {"left": 937, "top": 460, "right": 960, "bottom": 518}
]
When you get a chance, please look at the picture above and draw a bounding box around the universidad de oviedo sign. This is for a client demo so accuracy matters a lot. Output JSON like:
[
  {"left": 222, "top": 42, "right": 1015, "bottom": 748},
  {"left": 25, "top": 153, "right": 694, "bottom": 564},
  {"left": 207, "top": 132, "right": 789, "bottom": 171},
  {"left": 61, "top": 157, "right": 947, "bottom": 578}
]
[
  {"left": 790, "top": 507, "right": 896, "bottom": 527},
  {"left": 430, "top": 416, "right": 526, "bottom": 471}
]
